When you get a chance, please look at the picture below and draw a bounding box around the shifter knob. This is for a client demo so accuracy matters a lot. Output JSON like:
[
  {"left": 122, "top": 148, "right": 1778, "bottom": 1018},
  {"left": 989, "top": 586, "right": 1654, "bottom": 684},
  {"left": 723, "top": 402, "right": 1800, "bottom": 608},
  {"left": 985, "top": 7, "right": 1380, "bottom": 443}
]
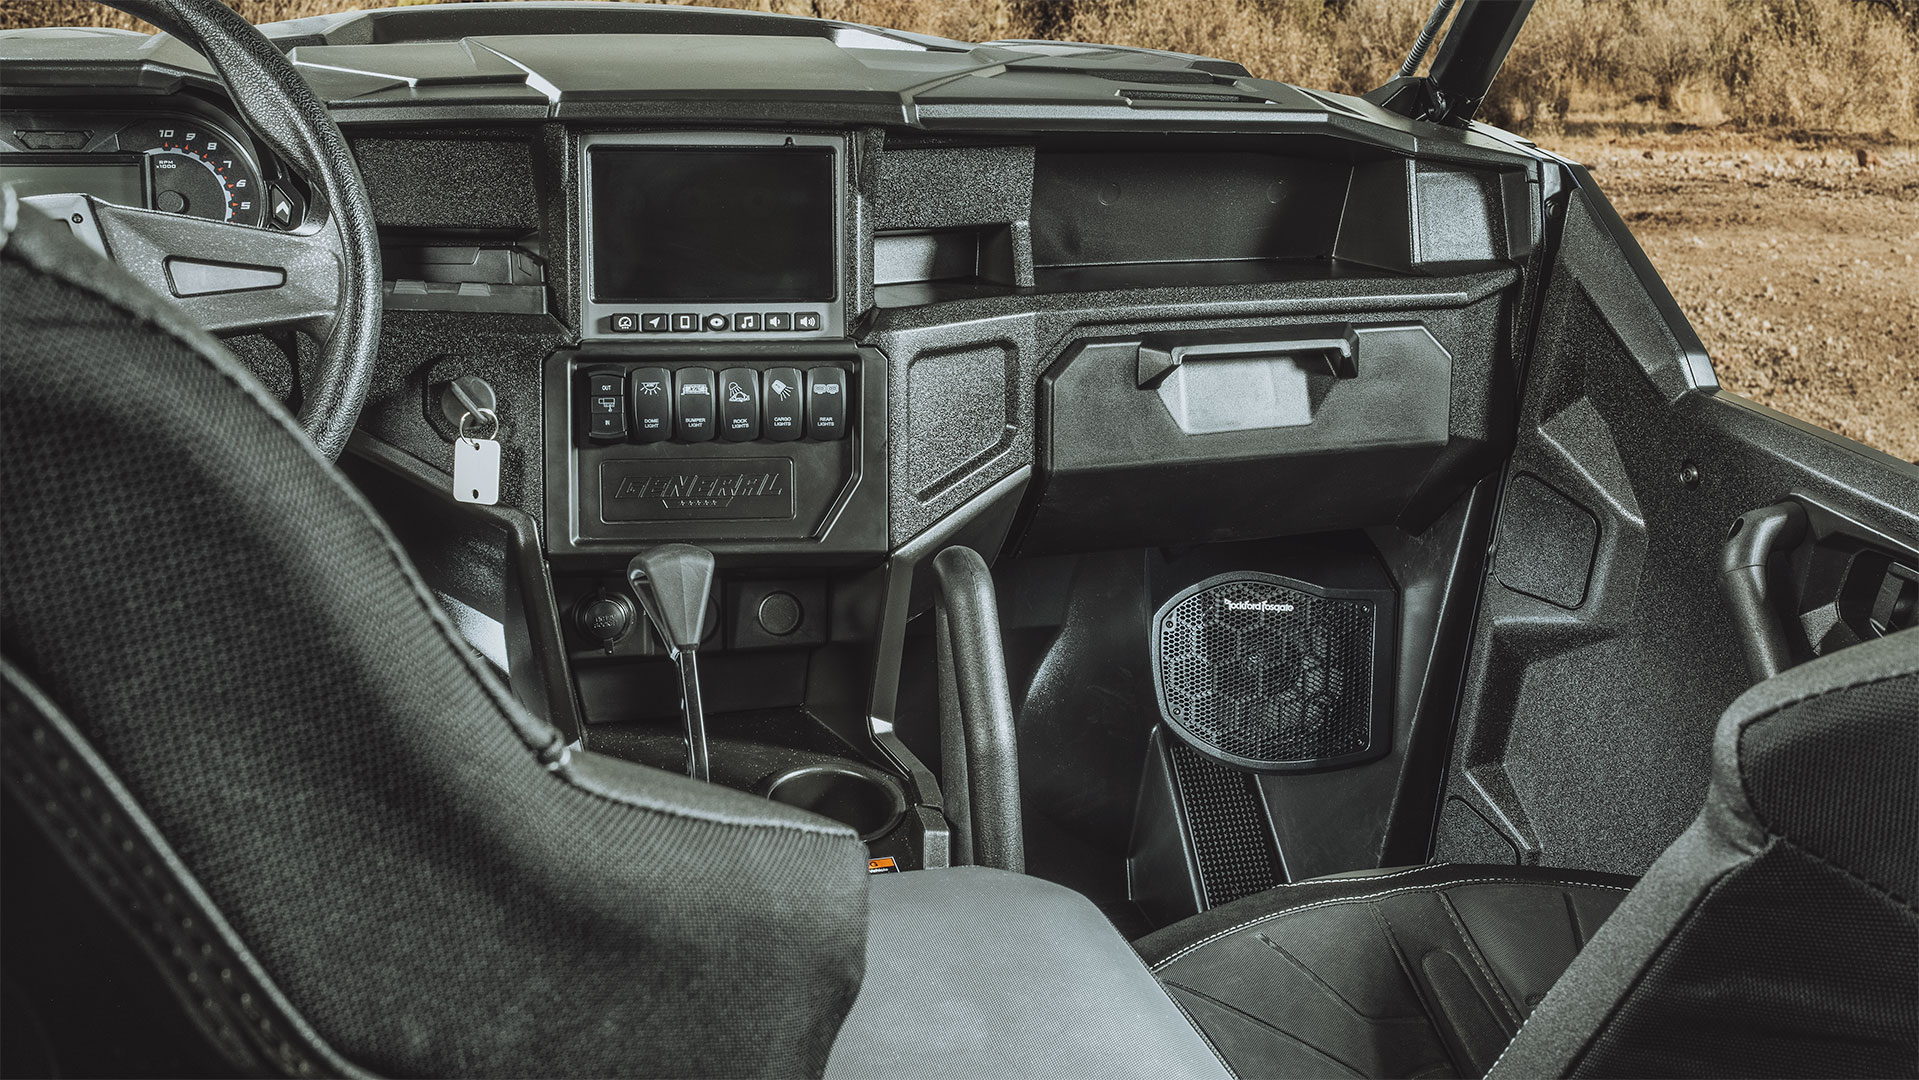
[
  {"left": 627, "top": 544, "right": 717, "bottom": 782},
  {"left": 626, "top": 544, "right": 716, "bottom": 654}
]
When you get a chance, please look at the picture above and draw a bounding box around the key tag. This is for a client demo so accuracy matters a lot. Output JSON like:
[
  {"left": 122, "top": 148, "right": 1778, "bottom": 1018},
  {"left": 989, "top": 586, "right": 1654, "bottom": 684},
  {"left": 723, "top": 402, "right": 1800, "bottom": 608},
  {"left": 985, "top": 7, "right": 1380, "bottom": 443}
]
[{"left": 453, "top": 408, "right": 501, "bottom": 505}]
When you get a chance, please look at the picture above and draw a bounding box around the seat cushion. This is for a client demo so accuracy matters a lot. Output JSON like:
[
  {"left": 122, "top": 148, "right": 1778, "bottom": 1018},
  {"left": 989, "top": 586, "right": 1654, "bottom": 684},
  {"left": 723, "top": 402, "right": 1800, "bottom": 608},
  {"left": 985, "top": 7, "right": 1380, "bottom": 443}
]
[
  {"left": 1135, "top": 864, "right": 1636, "bottom": 1079},
  {"left": 827, "top": 867, "right": 1231, "bottom": 1080}
]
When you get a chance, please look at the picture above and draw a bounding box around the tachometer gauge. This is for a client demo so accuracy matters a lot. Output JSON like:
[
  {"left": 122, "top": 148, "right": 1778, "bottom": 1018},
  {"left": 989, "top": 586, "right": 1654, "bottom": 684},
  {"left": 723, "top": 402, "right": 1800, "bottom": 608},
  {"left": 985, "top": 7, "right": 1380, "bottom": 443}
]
[{"left": 140, "top": 122, "right": 265, "bottom": 227}]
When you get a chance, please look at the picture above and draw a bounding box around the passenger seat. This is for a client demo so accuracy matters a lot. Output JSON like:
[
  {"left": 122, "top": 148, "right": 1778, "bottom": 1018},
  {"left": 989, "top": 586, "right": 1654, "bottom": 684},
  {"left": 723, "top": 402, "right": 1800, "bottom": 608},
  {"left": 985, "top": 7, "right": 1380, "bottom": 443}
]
[{"left": 1134, "top": 627, "right": 1919, "bottom": 1078}]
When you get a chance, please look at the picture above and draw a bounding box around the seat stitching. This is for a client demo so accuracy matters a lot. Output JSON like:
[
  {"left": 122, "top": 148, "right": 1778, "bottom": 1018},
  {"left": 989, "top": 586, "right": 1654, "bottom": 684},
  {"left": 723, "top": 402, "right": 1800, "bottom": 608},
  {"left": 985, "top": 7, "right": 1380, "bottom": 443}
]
[
  {"left": 1264, "top": 865, "right": 1448, "bottom": 888},
  {"left": 1, "top": 661, "right": 372, "bottom": 1079},
  {"left": 1151, "top": 878, "right": 1634, "bottom": 972},
  {"left": 1159, "top": 985, "right": 1241, "bottom": 1080},
  {"left": 1139, "top": 867, "right": 1490, "bottom": 963},
  {"left": 1162, "top": 979, "right": 1373, "bottom": 1079},
  {"left": 1438, "top": 890, "right": 1525, "bottom": 1028},
  {"left": 1770, "top": 833, "right": 1916, "bottom": 914}
]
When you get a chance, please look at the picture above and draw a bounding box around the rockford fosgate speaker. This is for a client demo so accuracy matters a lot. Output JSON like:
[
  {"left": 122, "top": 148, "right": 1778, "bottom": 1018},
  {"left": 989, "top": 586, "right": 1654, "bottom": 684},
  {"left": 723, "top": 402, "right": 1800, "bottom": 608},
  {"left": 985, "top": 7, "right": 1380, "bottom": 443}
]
[{"left": 1152, "top": 571, "right": 1394, "bottom": 772}]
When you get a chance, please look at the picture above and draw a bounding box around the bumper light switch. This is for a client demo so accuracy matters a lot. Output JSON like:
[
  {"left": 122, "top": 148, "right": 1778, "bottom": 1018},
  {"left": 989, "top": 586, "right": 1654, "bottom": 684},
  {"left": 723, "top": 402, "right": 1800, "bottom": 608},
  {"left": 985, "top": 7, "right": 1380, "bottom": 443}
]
[{"left": 675, "top": 367, "right": 717, "bottom": 442}]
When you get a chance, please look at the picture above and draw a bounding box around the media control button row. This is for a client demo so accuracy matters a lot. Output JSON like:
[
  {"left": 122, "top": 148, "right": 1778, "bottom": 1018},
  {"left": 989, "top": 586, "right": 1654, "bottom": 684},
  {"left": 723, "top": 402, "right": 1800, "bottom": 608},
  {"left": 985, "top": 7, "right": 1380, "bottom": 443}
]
[{"left": 605, "top": 310, "right": 828, "bottom": 334}]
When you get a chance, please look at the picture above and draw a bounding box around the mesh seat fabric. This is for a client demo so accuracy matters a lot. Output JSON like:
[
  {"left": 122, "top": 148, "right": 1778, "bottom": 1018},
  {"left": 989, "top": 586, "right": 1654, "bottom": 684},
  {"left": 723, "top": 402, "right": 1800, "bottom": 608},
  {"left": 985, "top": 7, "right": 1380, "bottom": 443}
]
[{"left": 0, "top": 198, "right": 871, "bottom": 1078}]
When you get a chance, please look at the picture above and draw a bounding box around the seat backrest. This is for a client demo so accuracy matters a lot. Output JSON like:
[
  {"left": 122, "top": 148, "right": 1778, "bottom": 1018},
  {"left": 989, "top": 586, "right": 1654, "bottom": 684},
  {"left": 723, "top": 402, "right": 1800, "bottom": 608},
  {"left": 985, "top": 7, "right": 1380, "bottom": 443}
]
[
  {"left": 1488, "top": 626, "right": 1919, "bottom": 1077},
  {"left": 0, "top": 196, "right": 870, "bottom": 1077}
]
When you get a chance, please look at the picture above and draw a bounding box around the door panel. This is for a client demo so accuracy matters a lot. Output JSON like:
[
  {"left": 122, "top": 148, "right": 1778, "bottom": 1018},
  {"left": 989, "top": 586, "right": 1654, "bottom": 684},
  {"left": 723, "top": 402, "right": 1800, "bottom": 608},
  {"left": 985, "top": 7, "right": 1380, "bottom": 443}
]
[{"left": 1433, "top": 169, "right": 1919, "bottom": 875}]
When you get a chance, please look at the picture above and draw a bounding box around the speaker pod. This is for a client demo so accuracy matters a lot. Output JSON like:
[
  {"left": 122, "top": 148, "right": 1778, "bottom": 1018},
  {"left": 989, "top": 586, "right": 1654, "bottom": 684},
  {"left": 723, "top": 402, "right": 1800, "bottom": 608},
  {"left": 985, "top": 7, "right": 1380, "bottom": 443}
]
[{"left": 1152, "top": 571, "right": 1394, "bottom": 772}]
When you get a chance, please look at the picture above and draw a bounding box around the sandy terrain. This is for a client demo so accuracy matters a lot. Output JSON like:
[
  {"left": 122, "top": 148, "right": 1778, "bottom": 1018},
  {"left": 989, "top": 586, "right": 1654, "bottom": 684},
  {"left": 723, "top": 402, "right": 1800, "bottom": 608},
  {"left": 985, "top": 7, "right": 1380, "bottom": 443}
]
[{"left": 1555, "top": 126, "right": 1919, "bottom": 462}]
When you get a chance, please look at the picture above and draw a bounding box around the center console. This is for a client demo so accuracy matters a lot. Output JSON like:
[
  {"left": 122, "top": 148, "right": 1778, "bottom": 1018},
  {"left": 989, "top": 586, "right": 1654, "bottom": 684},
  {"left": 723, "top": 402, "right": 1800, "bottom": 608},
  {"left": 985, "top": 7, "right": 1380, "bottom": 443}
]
[
  {"left": 547, "top": 131, "right": 886, "bottom": 558},
  {"left": 540, "top": 129, "right": 913, "bottom": 865}
]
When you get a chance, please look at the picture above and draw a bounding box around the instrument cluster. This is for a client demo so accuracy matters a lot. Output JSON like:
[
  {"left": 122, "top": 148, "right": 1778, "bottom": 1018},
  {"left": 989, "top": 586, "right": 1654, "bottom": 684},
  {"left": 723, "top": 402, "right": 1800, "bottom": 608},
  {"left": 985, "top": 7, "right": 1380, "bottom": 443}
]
[{"left": 0, "top": 108, "right": 285, "bottom": 228}]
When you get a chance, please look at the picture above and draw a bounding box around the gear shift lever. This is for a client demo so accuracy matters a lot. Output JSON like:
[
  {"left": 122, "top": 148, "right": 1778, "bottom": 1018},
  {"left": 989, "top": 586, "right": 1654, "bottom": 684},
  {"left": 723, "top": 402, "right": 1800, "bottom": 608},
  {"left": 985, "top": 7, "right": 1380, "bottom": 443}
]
[{"left": 627, "top": 544, "right": 715, "bottom": 781}]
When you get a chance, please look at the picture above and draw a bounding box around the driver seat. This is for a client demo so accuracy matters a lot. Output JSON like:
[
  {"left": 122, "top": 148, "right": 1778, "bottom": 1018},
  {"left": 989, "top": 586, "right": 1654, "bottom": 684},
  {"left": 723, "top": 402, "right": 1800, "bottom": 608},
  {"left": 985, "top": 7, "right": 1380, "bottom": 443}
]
[
  {"left": 6, "top": 189, "right": 1918, "bottom": 1080},
  {"left": 0, "top": 194, "right": 1225, "bottom": 1078}
]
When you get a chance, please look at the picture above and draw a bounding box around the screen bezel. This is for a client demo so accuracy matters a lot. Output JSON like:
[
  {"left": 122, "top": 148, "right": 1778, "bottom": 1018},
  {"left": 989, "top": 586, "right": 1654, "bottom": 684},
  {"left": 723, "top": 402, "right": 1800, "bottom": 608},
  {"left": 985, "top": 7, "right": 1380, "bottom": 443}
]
[{"left": 578, "top": 132, "right": 846, "bottom": 340}]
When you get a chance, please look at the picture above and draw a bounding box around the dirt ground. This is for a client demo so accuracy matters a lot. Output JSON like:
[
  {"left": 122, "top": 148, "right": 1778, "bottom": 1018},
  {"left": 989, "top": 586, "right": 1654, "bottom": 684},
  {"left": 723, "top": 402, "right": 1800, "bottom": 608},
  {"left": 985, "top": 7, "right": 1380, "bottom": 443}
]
[{"left": 1551, "top": 125, "right": 1919, "bottom": 462}]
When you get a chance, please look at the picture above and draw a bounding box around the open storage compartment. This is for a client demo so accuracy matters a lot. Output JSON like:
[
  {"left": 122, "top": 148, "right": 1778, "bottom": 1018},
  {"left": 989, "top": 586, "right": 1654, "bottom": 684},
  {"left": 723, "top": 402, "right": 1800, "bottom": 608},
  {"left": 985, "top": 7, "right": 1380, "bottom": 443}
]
[
  {"left": 1031, "top": 150, "right": 1348, "bottom": 277},
  {"left": 870, "top": 141, "right": 1524, "bottom": 307},
  {"left": 874, "top": 224, "right": 1021, "bottom": 288},
  {"left": 1024, "top": 148, "right": 1520, "bottom": 291}
]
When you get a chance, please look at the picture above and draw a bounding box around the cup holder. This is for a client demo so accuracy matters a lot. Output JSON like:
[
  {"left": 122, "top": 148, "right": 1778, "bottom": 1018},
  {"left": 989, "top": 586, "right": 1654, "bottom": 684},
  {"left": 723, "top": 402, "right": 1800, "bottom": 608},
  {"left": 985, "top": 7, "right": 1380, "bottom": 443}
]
[{"left": 760, "top": 763, "right": 907, "bottom": 842}]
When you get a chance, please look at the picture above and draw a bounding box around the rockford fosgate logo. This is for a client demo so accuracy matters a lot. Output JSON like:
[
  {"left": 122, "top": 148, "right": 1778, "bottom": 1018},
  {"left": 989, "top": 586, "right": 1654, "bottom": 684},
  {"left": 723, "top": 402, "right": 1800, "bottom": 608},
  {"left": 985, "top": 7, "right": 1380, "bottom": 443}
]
[
  {"left": 1224, "top": 599, "right": 1296, "bottom": 613},
  {"left": 612, "top": 469, "right": 786, "bottom": 509}
]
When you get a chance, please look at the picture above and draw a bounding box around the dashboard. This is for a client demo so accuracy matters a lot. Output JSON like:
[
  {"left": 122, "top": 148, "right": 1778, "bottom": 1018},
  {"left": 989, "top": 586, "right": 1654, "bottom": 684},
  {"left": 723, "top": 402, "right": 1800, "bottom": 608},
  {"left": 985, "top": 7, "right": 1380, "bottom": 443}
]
[{"left": 0, "top": 5, "right": 1547, "bottom": 768}]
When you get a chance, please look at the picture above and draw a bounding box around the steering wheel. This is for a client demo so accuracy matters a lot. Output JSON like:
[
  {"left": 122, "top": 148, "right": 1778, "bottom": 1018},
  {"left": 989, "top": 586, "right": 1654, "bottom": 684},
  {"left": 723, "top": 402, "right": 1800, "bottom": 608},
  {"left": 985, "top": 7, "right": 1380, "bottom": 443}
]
[{"left": 84, "top": 0, "right": 381, "bottom": 459}]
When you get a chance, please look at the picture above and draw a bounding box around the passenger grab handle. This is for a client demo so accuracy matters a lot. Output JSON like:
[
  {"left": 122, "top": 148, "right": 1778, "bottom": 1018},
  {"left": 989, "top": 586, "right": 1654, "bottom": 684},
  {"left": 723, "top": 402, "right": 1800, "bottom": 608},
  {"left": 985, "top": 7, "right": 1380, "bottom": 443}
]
[
  {"left": 1718, "top": 501, "right": 1807, "bottom": 683},
  {"left": 931, "top": 546, "right": 1025, "bottom": 874}
]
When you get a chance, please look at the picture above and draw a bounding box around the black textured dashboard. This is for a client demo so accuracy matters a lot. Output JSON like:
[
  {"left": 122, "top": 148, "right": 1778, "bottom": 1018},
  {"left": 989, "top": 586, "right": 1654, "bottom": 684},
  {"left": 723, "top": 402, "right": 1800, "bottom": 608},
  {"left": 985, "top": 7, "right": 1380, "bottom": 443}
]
[{"left": 0, "top": 3, "right": 1548, "bottom": 568}]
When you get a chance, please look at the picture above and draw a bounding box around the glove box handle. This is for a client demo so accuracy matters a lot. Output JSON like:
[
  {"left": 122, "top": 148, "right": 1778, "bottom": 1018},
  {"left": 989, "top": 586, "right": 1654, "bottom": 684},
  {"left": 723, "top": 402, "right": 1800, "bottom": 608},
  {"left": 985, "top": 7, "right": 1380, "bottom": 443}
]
[{"left": 1136, "top": 324, "right": 1359, "bottom": 388}]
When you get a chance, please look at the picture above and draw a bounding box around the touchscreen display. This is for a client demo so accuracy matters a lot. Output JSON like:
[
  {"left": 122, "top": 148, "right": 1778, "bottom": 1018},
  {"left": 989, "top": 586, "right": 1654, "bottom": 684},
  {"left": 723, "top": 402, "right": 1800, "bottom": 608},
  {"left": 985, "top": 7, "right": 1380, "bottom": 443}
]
[{"left": 590, "top": 147, "right": 836, "bottom": 303}]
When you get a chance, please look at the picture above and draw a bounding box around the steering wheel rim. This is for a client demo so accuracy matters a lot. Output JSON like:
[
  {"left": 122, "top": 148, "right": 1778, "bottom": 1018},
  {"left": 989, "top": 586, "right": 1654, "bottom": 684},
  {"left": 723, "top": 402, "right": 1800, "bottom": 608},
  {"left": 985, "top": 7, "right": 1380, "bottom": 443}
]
[{"left": 101, "top": 0, "right": 380, "bottom": 460}]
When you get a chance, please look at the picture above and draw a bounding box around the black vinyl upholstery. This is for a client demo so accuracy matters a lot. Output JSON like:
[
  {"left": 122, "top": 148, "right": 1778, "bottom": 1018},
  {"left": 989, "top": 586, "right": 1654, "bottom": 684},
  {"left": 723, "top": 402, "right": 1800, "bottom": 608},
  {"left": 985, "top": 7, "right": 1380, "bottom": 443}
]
[
  {"left": 0, "top": 196, "right": 871, "bottom": 1077},
  {"left": 1136, "top": 865, "right": 1635, "bottom": 1078}
]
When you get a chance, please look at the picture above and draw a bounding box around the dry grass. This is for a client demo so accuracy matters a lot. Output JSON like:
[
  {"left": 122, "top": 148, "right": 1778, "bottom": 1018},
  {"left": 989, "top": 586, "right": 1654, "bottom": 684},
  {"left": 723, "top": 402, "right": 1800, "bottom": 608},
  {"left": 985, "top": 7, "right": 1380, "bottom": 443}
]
[
  {"left": 9, "top": 0, "right": 1915, "bottom": 136},
  {"left": 1486, "top": 0, "right": 1919, "bottom": 137}
]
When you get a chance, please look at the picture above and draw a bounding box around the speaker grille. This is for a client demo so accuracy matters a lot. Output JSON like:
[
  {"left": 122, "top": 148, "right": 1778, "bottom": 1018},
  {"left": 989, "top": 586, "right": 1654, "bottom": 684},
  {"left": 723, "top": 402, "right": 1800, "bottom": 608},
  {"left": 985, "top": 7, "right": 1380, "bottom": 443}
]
[{"left": 1155, "top": 574, "right": 1377, "bottom": 769}]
